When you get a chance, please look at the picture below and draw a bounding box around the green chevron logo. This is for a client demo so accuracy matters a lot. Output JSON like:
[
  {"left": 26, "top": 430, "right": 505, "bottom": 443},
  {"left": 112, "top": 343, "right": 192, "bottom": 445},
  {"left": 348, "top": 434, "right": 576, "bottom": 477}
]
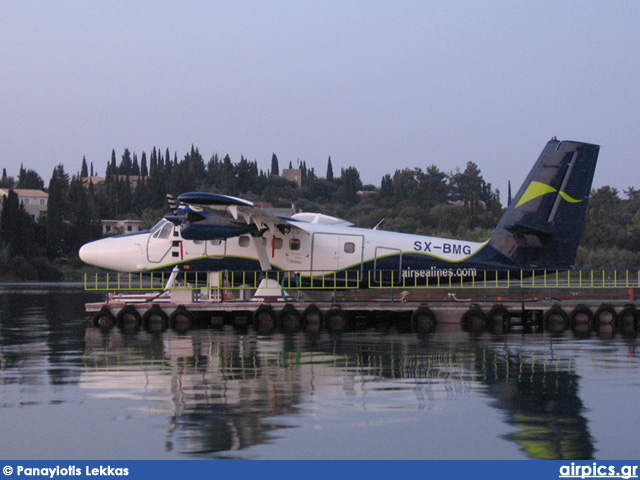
[{"left": 515, "top": 181, "right": 582, "bottom": 208}]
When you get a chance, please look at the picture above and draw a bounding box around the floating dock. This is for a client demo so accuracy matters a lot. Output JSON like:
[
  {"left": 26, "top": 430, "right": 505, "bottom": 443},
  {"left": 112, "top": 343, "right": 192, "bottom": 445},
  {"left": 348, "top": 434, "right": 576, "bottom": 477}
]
[{"left": 84, "top": 269, "right": 640, "bottom": 335}]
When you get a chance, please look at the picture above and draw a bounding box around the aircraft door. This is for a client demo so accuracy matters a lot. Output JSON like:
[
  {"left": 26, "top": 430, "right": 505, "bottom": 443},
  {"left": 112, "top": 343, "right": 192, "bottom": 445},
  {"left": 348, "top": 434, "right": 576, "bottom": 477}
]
[
  {"left": 207, "top": 239, "right": 226, "bottom": 258},
  {"left": 147, "top": 221, "right": 177, "bottom": 263},
  {"left": 311, "top": 233, "right": 364, "bottom": 273},
  {"left": 373, "top": 247, "right": 402, "bottom": 285}
]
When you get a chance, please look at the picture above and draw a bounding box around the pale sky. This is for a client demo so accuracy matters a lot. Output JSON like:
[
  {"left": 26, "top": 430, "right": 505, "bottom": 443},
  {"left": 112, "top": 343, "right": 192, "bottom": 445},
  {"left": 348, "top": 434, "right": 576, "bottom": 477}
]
[{"left": 2, "top": 1, "right": 639, "bottom": 199}]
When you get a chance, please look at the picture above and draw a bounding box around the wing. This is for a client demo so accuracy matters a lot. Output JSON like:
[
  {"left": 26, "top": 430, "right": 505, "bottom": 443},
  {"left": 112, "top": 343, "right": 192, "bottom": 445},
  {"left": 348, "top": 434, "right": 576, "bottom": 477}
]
[{"left": 165, "top": 192, "right": 304, "bottom": 240}]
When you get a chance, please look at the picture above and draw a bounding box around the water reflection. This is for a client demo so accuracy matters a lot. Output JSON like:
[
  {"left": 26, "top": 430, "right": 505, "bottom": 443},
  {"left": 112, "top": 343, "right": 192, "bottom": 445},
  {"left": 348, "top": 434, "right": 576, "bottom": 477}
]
[
  {"left": 0, "top": 284, "right": 89, "bottom": 389},
  {"left": 81, "top": 326, "right": 604, "bottom": 459},
  {"left": 1, "top": 285, "right": 639, "bottom": 459}
]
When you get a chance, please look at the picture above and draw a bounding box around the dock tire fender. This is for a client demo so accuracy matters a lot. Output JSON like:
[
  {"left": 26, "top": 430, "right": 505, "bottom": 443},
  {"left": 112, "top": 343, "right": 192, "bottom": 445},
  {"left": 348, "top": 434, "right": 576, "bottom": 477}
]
[
  {"left": 488, "top": 304, "right": 510, "bottom": 328},
  {"left": 253, "top": 305, "right": 277, "bottom": 334},
  {"left": 116, "top": 305, "right": 142, "bottom": 330},
  {"left": 142, "top": 305, "right": 169, "bottom": 331},
  {"left": 325, "top": 305, "right": 348, "bottom": 333},
  {"left": 543, "top": 305, "right": 569, "bottom": 331},
  {"left": 170, "top": 306, "right": 194, "bottom": 332},
  {"left": 569, "top": 304, "right": 594, "bottom": 329},
  {"left": 594, "top": 304, "right": 617, "bottom": 326},
  {"left": 617, "top": 304, "right": 639, "bottom": 333},
  {"left": 94, "top": 306, "right": 116, "bottom": 329},
  {"left": 461, "top": 306, "right": 487, "bottom": 333},
  {"left": 278, "top": 304, "right": 302, "bottom": 333},
  {"left": 411, "top": 306, "right": 437, "bottom": 334},
  {"left": 302, "top": 304, "right": 323, "bottom": 328}
]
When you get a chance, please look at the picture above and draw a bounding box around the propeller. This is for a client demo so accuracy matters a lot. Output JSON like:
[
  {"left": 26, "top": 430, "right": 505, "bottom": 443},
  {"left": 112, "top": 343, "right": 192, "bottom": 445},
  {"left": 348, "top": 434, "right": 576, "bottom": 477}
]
[
  {"left": 164, "top": 194, "right": 182, "bottom": 225},
  {"left": 165, "top": 194, "right": 178, "bottom": 214}
]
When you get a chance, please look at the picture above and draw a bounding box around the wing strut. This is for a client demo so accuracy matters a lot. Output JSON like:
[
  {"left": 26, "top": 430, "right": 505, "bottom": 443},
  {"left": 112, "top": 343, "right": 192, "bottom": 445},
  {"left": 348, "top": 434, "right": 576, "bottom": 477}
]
[{"left": 251, "top": 235, "right": 272, "bottom": 271}]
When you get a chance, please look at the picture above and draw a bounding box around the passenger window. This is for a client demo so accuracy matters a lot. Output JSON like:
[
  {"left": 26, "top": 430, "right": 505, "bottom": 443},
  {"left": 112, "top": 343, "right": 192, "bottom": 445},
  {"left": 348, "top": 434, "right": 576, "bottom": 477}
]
[
  {"left": 344, "top": 242, "right": 356, "bottom": 254},
  {"left": 273, "top": 238, "right": 283, "bottom": 249},
  {"left": 290, "top": 239, "right": 301, "bottom": 251},
  {"left": 193, "top": 240, "right": 203, "bottom": 245},
  {"left": 239, "top": 236, "right": 250, "bottom": 247},
  {"left": 209, "top": 239, "right": 222, "bottom": 246}
]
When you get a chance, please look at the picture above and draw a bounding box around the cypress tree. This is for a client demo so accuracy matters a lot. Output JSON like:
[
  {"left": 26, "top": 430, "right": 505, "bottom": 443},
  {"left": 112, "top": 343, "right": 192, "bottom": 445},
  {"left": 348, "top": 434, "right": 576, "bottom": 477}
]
[
  {"left": 17, "top": 167, "right": 44, "bottom": 189},
  {"left": 80, "top": 156, "right": 89, "bottom": 177},
  {"left": 119, "top": 148, "right": 133, "bottom": 175},
  {"left": 140, "top": 152, "right": 148, "bottom": 177},
  {"left": 107, "top": 150, "right": 117, "bottom": 178},
  {"left": 67, "top": 176, "right": 93, "bottom": 250},
  {"left": 0, "top": 190, "right": 36, "bottom": 258},
  {"left": 0, "top": 168, "right": 14, "bottom": 188},
  {"left": 0, "top": 190, "right": 19, "bottom": 254},
  {"left": 271, "top": 153, "right": 279, "bottom": 176},
  {"left": 340, "top": 166, "right": 362, "bottom": 205},
  {"left": 46, "top": 167, "right": 66, "bottom": 259},
  {"left": 326, "top": 156, "right": 334, "bottom": 182},
  {"left": 132, "top": 153, "right": 140, "bottom": 175}
]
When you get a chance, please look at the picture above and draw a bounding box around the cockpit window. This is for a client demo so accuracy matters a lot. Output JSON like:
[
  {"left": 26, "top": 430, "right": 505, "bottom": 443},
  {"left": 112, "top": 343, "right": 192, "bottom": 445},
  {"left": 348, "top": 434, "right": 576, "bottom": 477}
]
[
  {"left": 149, "top": 220, "right": 166, "bottom": 234},
  {"left": 155, "top": 222, "right": 174, "bottom": 239}
]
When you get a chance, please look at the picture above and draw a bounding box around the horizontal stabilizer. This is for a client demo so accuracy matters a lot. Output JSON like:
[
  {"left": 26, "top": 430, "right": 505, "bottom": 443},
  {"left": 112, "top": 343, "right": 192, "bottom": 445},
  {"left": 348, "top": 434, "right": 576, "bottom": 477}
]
[{"left": 506, "top": 221, "right": 553, "bottom": 237}]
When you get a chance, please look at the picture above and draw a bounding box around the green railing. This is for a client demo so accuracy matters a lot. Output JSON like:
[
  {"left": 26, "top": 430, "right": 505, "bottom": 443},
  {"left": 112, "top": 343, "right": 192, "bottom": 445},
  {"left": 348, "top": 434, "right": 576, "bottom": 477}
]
[
  {"left": 367, "top": 269, "right": 640, "bottom": 289},
  {"left": 84, "top": 269, "right": 362, "bottom": 292},
  {"left": 84, "top": 268, "right": 640, "bottom": 292},
  {"left": 84, "top": 270, "right": 207, "bottom": 291}
]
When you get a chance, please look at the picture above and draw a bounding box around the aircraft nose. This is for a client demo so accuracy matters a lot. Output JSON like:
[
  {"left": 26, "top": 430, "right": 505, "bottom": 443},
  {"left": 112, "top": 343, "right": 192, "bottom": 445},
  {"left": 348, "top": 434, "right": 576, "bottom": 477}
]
[
  {"left": 79, "top": 239, "right": 106, "bottom": 268},
  {"left": 79, "top": 236, "right": 147, "bottom": 271}
]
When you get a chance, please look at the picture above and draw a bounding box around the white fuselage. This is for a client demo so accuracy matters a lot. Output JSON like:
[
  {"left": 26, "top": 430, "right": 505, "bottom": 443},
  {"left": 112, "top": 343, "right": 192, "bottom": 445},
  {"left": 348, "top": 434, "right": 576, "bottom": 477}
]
[{"left": 79, "top": 218, "right": 486, "bottom": 274}]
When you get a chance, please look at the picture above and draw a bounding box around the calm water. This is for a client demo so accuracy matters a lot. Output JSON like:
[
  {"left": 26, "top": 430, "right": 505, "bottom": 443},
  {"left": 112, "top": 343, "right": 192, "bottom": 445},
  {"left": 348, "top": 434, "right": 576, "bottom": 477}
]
[{"left": 1, "top": 284, "right": 639, "bottom": 460}]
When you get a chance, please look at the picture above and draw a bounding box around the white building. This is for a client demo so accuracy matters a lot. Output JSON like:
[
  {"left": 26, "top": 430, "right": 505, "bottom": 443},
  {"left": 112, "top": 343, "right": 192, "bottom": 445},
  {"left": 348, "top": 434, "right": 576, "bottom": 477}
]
[
  {"left": 101, "top": 219, "right": 143, "bottom": 236},
  {"left": 0, "top": 188, "right": 48, "bottom": 222}
]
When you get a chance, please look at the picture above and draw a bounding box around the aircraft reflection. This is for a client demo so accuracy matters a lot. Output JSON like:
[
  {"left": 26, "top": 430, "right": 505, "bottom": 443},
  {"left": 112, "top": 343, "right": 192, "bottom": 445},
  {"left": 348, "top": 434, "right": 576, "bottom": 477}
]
[{"left": 81, "top": 326, "right": 610, "bottom": 459}]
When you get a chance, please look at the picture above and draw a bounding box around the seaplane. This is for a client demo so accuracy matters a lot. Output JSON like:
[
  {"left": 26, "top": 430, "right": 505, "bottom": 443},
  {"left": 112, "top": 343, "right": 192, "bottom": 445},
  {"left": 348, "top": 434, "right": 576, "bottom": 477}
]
[{"left": 79, "top": 138, "right": 599, "bottom": 295}]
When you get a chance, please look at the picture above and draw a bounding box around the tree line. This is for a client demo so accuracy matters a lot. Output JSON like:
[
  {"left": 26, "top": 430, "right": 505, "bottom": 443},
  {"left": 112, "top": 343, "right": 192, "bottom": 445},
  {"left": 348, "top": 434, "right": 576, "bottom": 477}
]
[{"left": 0, "top": 146, "right": 637, "bottom": 279}]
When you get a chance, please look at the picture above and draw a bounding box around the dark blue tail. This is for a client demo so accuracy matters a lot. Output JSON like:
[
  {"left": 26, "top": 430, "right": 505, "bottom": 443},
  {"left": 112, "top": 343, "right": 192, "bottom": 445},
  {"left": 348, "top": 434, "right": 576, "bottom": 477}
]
[{"left": 487, "top": 138, "right": 599, "bottom": 269}]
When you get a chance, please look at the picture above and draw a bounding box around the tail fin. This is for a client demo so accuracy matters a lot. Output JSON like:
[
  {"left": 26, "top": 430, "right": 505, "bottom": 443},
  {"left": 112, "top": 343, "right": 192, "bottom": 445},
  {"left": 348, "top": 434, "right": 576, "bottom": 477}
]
[{"left": 488, "top": 138, "right": 599, "bottom": 269}]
